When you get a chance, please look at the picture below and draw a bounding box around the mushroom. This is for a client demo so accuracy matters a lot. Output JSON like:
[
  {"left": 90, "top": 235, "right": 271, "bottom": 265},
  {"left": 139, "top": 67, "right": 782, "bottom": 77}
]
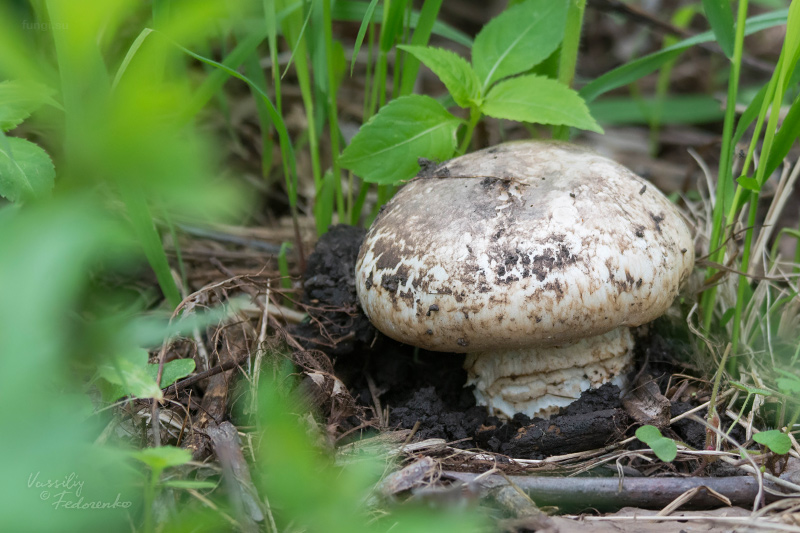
[{"left": 355, "top": 141, "right": 694, "bottom": 418}]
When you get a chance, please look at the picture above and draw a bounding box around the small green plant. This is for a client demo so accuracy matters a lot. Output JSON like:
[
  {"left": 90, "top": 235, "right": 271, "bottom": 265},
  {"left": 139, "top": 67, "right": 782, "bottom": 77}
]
[
  {"left": 96, "top": 348, "right": 195, "bottom": 402},
  {"left": 340, "top": 0, "right": 602, "bottom": 185},
  {"left": 0, "top": 80, "right": 56, "bottom": 202},
  {"left": 254, "top": 374, "right": 488, "bottom": 533},
  {"left": 130, "top": 446, "right": 195, "bottom": 533},
  {"left": 753, "top": 429, "right": 792, "bottom": 455},
  {"left": 726, "top": 381, "right": 773, "bottom": 437},
  {"left": 635, "top": 425, "right": 678, "bottom": 462}
]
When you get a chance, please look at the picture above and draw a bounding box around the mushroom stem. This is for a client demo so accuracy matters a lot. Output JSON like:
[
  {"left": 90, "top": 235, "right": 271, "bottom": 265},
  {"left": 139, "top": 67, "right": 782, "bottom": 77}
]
[{"left": 463, "top": 328, "right": 635, "bottom": 419}]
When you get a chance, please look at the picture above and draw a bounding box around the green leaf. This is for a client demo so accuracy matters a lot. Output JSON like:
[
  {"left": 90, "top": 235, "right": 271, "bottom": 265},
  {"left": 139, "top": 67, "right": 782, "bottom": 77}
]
[
  {"left": 753, "top": 430, "right": 792, "bottom": 455},
  {"left": 379, "top": 0, "right": 408, "bottom": 53},
  {"left": 0, "top": 80, "right": 58, "bottom": 131},
  {"left": 98, "top": 348, "right": 163, "bottom": 400},
  {"left": 0, "top": 137, "right": 55, "bottom": 202},
  {"left": 777, "top": 377, "right": 800, "bottom": 393},
  {"left": 729, "top": 381, "right": 773, "bottom": 396},
  {"left": 472, "top": 0, "right": 567, "bottom": 90},
  {"left": 702, "top": 0, "right": 736, "bottom": 58},
  {"left": 721, "top": 307, "right": 736, "bottom": 326},
  {"left": 763, "top": 93, "right": 800, "bottom": 179},
  {"left": 736, "top": 176, "right": 760, "bottom": 191},
  {"left": 398, "top": 45, "right": 481, "bottom": 107},
  {"left": 98, "top": 356, "right": 194, "bottom": 402},
  {"left": 340, "top": 95, "right": 461, "bottom": 184},
  {"left": 580, "top": 9, "right": 789, "bottom": 102},
  {"left": 482, "top": 75, "right": 602, "bottom": 133},
  {"left": 650, "top": 436, "right": 678, "bottom": 462},
  {"left": 156, "top": 358, "right": 195, "bottom": 389},
  {"left": 635, "top": 425, "right": 678, "bottom": 462},
  {"left": 635, "top": 425, "right": 662, "bottom": 442},
  {"left": 131, "top": 446, "right": 192, "bottom": 471}
]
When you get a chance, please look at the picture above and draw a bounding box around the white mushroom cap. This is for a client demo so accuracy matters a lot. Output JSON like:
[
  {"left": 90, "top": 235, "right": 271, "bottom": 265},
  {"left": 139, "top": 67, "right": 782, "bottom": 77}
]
[{"left": 355, "top": 141, "right": 694, "bottom": 417}]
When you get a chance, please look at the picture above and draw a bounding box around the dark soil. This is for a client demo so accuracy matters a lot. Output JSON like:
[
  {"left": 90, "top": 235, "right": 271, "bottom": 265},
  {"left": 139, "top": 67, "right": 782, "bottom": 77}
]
[{"left": 294, "top": 225, "right": 737, "bottom": 465}]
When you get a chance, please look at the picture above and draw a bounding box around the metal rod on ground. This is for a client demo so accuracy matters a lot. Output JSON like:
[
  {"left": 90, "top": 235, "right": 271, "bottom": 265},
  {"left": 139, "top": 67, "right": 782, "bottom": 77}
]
[{"left": 443, "top": 471, "right": 780, "bottom": 512}]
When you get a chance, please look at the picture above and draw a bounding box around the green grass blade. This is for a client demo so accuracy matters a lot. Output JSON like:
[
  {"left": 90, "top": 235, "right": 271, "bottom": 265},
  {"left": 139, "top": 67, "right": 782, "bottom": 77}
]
[
  {"left": 579, "top": 8, "right": 788, "bottom": 103},
  {"left": 279, "top": 2, "right": 314, "bottom": 79},
  {"left": 178, "top": 44, "right": 298, "bottom": 208},
  {"left": 278, "top": 241, "right": 293, "bottom": 291},
  {"left": 119, "top": 183, "right": 182, "bottom": 309},
  {"left": 112, "top": 28, "right": 155, "bottom": 89},
  {"left": 333, "top": 0, "right": 473, "bottom": 48},
  {"left": 314, "top": 170, "right": 336, "bottom": 235},
  {"left": 380, "top": 0, "right": 409, "bottom": 53},
  {"left": 277, "top": 0, "right": 323, "bottom": 215},
  {"left": 732, "top": 83, "right": 768, "bottom": 147},
  {"left": 702, "top": 0, "right": 736, "bottom": 58},
  {"left": 350, "top": 0, "right": 380, "bottom": 75},
  {"left": 242, "top": 45, "right": 275, "bottom": 180},
  {"left": 181, "top": 30, "right": 268, "bottom": 121},
  {"left": 589, "top": 95, "right": 725, "bottom": 124},
  {"left": 702, "top": 0, "right": 753, "bottom": 332},
  {"left": 553, "top": 0, "right": 587, "bottom": 140},
  {"left": 763, "top": 94, "right": 800, "bottom": 178},
  {"left": 322, "top": 0, "right": 345, "bottom": 221},
  {"left": 398, "top": 0, "right": 443, "bottom": 96}
]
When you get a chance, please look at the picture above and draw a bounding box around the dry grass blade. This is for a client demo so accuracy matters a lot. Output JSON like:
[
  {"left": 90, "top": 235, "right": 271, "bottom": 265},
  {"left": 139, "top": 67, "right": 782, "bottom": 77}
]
[{"left": 657, "top": 485, "right": 732, "bottom": 516}]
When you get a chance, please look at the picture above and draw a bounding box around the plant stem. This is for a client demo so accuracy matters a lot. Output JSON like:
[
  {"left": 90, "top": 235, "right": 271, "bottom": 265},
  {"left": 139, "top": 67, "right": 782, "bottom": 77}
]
[
  {"left": 707, "top": 343, "right": 732, "bottom": 449},
  {"left": 729, "top": 198, "right": 758, "bottom": 373},
  {"left": 143, "top": 468, "right": 160, "bottom": 533},
  {"left": 322, "top": 0, "right": 345, "bottom": 221},
  {"left": 458, "top": 107, "right": 481, "bottom": 155},
  {"left": 701, "top": 0, "right": 749, "bottom": 331},
  {"left": 398, "top": 0, "right": 443, "bottom": 96},
  {"left": 553, "top": 0, "right": 586, "bottom": 141}
]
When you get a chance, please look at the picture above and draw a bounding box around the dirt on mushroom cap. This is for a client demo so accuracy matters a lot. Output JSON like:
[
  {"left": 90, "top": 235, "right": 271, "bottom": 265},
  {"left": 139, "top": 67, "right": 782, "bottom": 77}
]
[{"left": 356, "top": 141, "right": 694, "bottom": 353}]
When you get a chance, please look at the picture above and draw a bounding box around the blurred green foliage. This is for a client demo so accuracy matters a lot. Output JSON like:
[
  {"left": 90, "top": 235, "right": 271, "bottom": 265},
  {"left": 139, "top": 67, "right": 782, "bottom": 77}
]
[{"left": 0, "top": 1, "right": 486, "bottom": 530}]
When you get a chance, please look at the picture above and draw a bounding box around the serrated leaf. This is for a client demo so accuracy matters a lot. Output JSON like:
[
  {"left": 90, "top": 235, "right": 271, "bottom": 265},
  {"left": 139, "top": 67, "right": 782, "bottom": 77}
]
[
  {"left": 98, "top": 348, "right": 163, "bottom": 400},
  {"left": 702, "top": 0, "right": 736, "bottom": 58},
  {"left": 753, "top": 430, "right": 792, "bottom": 455},
  {"left": 398, "top": 45, "right": 481, "bottom": 107},
  {"left": 482, "top": 75, "right": 602, "bottom": 133},
  {"left": 131, "top": 446, "right": 192, "bottom": 471},
  {"left": 472, "top": 0, "right": 567, "bottom": 90},
  {"left": 0, "top": 137, "right": 55, "bottom": 202},
  {"left": 0, "top": 80, "right": 58, "bottom": 131},
  {"left": 340, "top": 95, "right": 460, "bottom": 184}
]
